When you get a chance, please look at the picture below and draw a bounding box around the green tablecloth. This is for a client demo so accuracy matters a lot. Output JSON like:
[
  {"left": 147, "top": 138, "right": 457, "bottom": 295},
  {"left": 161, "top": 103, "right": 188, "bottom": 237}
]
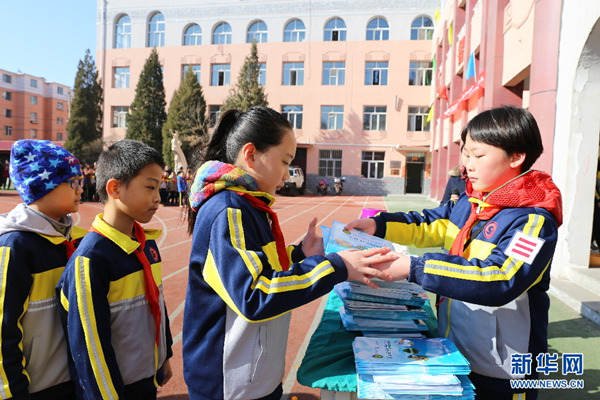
[{"left": 296, "top": 291, "right": 438, "bottom": 392}]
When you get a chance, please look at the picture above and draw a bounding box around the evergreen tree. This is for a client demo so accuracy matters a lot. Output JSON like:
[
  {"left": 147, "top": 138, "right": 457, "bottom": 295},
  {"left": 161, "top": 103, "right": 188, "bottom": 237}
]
[
  {"left": 222, "top": 41, "right": 268, "bottom": 112},
  {"left": 65, "top": 49, "right": 103, "bottom": 164},
  {"left": 162, "top": 67, "right": 208, "bottom": 168},
  {"left": 126, "top": 48, "right": 166, "bottom": 154}
]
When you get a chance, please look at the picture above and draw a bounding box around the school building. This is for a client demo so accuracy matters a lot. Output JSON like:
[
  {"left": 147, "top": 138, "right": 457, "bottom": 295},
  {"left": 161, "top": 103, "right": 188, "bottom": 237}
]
[
  {"left": 96, "top": 0, "right": 438, "bottom": 195},
  {"left": 432, "top": 0, "right": 600, "bottom": 326},
  {"left": 0, "top": 69, "right": 72, "bottom": 159}
]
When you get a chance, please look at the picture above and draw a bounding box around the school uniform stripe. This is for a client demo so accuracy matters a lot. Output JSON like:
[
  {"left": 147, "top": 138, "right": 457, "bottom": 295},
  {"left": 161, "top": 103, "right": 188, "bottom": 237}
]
[
  {"left": 254, "top": 261, "right": 335, "bottom": 293},
  {"left": 228, "top": 208, "right": 264, "bottom": 280},
  {"left": 0, "top": 247, "right": 12, "bottom": 399},
  {"left": 75, "top": 256, "right": 118, "bottom": 400},
  {"left": 385, "top": 219, "right": 449, "bottom": 249}
]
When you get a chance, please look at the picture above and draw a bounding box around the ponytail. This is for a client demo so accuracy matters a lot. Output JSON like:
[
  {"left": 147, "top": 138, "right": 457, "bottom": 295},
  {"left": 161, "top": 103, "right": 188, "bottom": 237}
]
[{"left": 186, "top": 106, "right": 292, "bottom": 235}]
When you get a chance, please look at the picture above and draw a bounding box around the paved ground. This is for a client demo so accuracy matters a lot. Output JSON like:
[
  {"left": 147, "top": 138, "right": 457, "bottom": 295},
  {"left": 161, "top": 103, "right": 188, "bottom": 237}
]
[{"left": 1, "top": 190, "right": 598, "bottom": 399}]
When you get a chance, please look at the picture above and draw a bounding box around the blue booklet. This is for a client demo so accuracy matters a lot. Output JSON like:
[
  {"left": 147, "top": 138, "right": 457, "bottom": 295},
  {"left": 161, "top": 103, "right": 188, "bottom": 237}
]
[
  {"left": 353, "top": 337, "right": 470, "bottom": 375},
  {"left": 357, "top": 374, "right": 475, "bottom": 399},
  {"left": 321, "top": 221, "right": 407, "bottom": 254}
]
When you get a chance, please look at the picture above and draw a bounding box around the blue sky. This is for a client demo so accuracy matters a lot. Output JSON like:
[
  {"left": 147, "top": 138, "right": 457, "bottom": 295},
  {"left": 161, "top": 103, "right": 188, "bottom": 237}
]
[{"left": 0, "top": 1, "right": 97, "bottom": 87}]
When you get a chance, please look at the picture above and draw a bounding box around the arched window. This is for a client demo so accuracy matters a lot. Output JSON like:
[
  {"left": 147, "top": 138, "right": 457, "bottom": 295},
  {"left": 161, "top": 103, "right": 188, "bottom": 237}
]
[
  {"left": 213, "top": 22, "right": 232, "bottom": 44},
  {"left": 284, "top": 20, "right": 306, "bottom": 42},
  {"left": 411, "top": 17, "right": 434, "bottom": 40},
  {"left": 366, "top": 18, "right": 389, "bottom": 41},
  {"left": 148, "top": 12, "right": 165, "bottom": 47},
  {"left": 184, "top": 24, "right": 202, "bottom": 46},
  {"left": 324, "top": 18, "right": 346, "bottom": 41},
  {"left": 247, "top": 21, "right": 267, "bottom": 43},
  {"left": 115, "top": 15, "right": 131, "bottom": 49}
]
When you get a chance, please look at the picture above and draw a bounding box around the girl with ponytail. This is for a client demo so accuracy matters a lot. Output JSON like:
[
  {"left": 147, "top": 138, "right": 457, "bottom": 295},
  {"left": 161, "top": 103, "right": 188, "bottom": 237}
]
[{"left": 182, "top": 106, "right": 397, "bottom": 400}]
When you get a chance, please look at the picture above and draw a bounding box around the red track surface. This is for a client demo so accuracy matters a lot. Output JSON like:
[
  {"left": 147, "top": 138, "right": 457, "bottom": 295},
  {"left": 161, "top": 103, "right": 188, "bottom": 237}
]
[{"left": 0, "top": 191, "right": 386, "bottom": 400}]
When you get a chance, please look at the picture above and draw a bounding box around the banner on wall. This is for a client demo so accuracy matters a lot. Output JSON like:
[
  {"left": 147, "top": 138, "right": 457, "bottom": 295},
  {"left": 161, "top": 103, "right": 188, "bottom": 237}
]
[{"left": 441, "top": 72, "right": 486, "bottom": 119}]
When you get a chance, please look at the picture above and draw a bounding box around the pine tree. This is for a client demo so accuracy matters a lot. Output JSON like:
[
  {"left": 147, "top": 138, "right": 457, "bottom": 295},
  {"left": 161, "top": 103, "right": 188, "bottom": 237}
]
[
  {"left": 222, "top": 41, "right": 268, "bottom": 112},
  {"left": 162, "top": 67, "right": 208, "bottom": 168},
  {"left": 65, "top": 49, "right": 103, "bottom": 164},
  {"left": 126, "top": 48, "right": 167, "bottom": 154}
]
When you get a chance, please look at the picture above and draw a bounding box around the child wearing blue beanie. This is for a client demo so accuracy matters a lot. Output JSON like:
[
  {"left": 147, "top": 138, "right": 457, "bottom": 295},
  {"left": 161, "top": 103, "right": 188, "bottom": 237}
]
[{"left": 0, "top": 139, "right": 87, "bottom": 399}]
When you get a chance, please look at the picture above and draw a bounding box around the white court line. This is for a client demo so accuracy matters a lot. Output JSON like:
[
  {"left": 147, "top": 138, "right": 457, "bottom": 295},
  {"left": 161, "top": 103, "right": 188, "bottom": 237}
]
[
  {"left": 279, "top": 196, "right": 340, "bottom": 225},
  {"left": 163, "top": 265, "right": 188, "bottom": 281},
  {"left": 160, "top": 238, "right": 192, "bottom": 250},
  {"left": 169, "top": 300, "right": 185, "bottom": 321}
]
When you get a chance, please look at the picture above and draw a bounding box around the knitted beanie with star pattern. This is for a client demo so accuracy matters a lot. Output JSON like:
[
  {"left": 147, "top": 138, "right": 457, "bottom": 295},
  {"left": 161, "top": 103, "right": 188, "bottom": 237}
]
[{"left": 9, "top": 140, "right": 82, "bottom": 204}]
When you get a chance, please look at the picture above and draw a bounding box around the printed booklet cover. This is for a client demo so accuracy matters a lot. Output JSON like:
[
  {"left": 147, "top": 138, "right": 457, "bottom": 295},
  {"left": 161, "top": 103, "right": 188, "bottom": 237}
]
[
  {"left": 353, "top": 337, "right": 470, "bottom": 375},
  {"left": 321, "top": 221, "right": 408, "bottom": 254},
  {"left": 357, "top": 374, "right": 475, "bottom": 399}
]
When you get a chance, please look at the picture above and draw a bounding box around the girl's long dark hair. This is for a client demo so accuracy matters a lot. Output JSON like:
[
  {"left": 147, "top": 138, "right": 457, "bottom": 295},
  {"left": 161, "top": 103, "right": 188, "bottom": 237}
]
[{"left": 186, "top": 106, "right": 293, "bottom": 234}]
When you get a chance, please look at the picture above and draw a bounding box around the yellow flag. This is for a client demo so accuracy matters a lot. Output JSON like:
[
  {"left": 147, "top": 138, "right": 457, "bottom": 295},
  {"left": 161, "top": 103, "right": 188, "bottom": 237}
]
[
  {"left": 426, "top": 106, "right": 434, "bottom": 123},
  {"left": 434, "top": 7, "right": 440, "bottom": 23},
  {"left": 448, "top": 24, "right": 453, "bottom": 46}
]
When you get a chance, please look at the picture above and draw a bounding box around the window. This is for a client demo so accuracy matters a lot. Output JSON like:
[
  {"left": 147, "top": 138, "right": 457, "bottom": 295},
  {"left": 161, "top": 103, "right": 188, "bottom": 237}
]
[
  {"left": 321, "top": 106, "right": 344, "bottom": 130},
  {"left": 213, "top": 22, "right": 232, "bottom": 44},
  {"left": 324, "top": 18, "right": 346, "bottom": 41},
  {"left": 148, "top": 13, "right": 165, "bottom": 47},
  {"left": 114, "top": 67, "right": 130, "bottom": 88},
  {"left": 409, "top": 61, "right": 433, "bottom": 86},
  {"left": 30, "top": 79, "right": 37, "bottom": 88},
  {"left": 283, "top": 62, "right": 304, "bottom": 86},
  {"left": 30, "top": 112, "right": 38, "bottom": 123},
  {"left": 284, "top": 20, "right": 306, "bottom": 42},
  {"left": 319, "top": 150, "right": 342, "bottom": 177},
  {"left": 362, "top": 151, "right": 385, "bottom": 179},
  {"left": 282, "top": 105, "right": 303, "bottom": 129},
  {"left": 57, "top": 132, "right": 63, "bottom": 141},
  {"left": 30, "top": 96, "right": 37, "bottom": 105},
  {"left": 2, "top": 91, "right": 11, "bottom": 101},
  {"left": 365, "top": 62, "right": 388, "bottom": 85},
  {"left": 366, "top": 18, "right": 389, "bottom": 41},
  {"left": 4, "top": 126, "right": 12, "bottom": 136},
  {"left": 184, "top": 24, "right": 202, "bottom": 46},
  {"left": 4, "top": 109, "right": 11, "bottom": 118},
  {"left": 115, "top": 15, "right": 131, "bottom": 49},
  {"left": 363, "top": 106, "right": 387, "bottom": 131},
  {"left": 57, "top": 102, "right": 64, "bottom": 110},
  {"left": 258, "top": 63, "right": 266, "bottom": 86},
  {"left": 57, "top": 117, "right": 64, "bottom": 125},
  {"left": 57, "top": 87, "right": 63, "bottom": 95},
  {"left": 209, "top": 105, "right": 222, "bottom": 127},
  {"left": 247, "top": 21, "right": 267, "bottom": 43},
  {"left": 322, "top": 62, "right": 345, "bottom": 86},
  {"left": 211, "top": 64, "right": 230, "bottom": 86},
  {"left": 2, "top": 74, "right": 11, "bottom": 84},
  {"left": 183, "top": 65, "right": 201, "bottom": 83},
  {"left": 408, "top": 107, "right": 431, "bottom": 131},
  {"left": 30, "top": 129, "right": 37, "bottom": 138},
  {"left": 411, "top": 17, "right": 434, "bottom": 40},
  {"left": 113, "top": 106, "right": 129, "bottom": 128}
]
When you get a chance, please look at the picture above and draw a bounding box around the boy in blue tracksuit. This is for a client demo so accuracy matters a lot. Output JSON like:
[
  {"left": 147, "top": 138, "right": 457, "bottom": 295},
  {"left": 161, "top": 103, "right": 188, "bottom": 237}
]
[
  {"left": 0, "top": 140, "right": 86, "bottom": 399},
  {"left": 58, "top": 140, "right": 173, "bottom": 400},
  {"left": 348, "top": 107, "right": 563, "bottom": 400}
]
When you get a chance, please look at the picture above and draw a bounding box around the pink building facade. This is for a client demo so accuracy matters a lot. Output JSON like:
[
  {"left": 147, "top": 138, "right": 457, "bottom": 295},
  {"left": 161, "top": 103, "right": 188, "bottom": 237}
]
[
  {"left": 0, "top": 69, "right": 72, "bottom": 158},
  {"left": 429, "top": 0, "right": 560, "bottom": 202},
  {"left": 96, "top": 0, "right": 437, "bottom": 195}
]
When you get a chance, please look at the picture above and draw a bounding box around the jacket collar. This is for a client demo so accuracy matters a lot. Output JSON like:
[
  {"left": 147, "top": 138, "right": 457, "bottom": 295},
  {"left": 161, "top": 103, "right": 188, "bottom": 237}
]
[{"left": 91, "top": 214, "right": 161, "bottom": 254}]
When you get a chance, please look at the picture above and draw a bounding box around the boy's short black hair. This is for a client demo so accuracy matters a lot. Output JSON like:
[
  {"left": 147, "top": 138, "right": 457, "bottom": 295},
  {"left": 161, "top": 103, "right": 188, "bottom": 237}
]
[
  {"left": 460, "top": 106, "right": 543, "bottom": 171},
  {"left": 96, "top": 139, "right": 165, "bottom": 203}
]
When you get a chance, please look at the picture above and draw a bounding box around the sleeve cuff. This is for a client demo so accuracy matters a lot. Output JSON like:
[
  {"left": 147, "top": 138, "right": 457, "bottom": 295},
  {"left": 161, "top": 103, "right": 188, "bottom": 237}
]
[
  {"left": 408, "top": 256, "right": 424, "bottom": 285},
  {"left": 324, "top": 252, "right": 349, "bottom": 281},
  {"left": 373, "top": 216, "right": 387, "bottom": 238}
]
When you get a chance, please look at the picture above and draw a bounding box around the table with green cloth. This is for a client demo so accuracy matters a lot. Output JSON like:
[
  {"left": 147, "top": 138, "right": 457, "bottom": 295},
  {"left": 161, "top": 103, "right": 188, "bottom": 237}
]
[{"left": 297, "top": 290, "right": 438, "bottom": 394}]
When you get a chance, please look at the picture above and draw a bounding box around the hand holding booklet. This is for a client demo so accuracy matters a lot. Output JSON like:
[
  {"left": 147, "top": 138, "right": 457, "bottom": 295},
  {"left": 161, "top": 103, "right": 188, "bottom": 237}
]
[{"left": 321, "top": 221, "right": 409, "bottom": 255}]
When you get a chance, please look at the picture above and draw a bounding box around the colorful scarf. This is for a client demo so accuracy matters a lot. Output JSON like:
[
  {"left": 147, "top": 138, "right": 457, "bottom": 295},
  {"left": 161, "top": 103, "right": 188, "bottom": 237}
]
[
  {"left": 189, "top": 161, "right": 290, "bottom": 270},
  {"left": 449, "top": 169, "right": 563, "bottom": 257}
]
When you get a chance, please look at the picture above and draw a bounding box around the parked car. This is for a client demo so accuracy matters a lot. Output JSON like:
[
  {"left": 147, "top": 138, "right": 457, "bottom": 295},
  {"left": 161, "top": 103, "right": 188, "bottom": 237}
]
[{"left": 279, "top": 166, "right": 305, "bottom": 196}]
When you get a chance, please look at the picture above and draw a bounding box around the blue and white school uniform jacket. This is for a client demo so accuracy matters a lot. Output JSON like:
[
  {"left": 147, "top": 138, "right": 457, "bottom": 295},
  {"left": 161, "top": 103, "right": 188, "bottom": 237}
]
[
  {"left": 58, "top": 214, "right": 172, "bottom": 400},
  {"left": 0, "top": 203, "right": 86, "bottom": 399},
  {"left": 183, "top": 188, "right": 348, "bottom": 400},
  {"left": 373, "top": 193, "right": 560, "bottom": 391}
]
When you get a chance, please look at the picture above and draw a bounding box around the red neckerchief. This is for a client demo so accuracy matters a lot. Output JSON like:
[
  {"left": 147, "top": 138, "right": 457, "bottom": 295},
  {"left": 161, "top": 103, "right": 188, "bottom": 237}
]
[
  {"left": 89, "top": 222, "right": 162, "bottom": 345},
  {"left": 237, "top": 192, "right": 290, "bottom": 271},
  {"left": 449, "top": 169, "right": 563, "bottom": 257},
  {"left": 61, "top": 240, "right": 76, "bottom": 259}
]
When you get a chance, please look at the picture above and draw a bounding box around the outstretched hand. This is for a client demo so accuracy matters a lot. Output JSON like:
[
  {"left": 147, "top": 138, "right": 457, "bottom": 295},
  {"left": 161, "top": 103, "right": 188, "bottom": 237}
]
[
  {"left": 301, "top": 217, "right": 324, "bottom": 257},
  {"left": 371, "top": 253, "right": 412, "bottom": 282},
  {"left": 337, "top": 247, "right": 399, "bottom": 289},
  {"left": 345, "top": 218, "right": 377, "bottom": 236}
]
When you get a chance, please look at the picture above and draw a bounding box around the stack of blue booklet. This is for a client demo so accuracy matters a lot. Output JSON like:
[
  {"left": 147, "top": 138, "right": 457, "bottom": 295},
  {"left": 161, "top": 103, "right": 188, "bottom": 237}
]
[{"left": 353, "top": 337, "right": 474, "bottom": 399}]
